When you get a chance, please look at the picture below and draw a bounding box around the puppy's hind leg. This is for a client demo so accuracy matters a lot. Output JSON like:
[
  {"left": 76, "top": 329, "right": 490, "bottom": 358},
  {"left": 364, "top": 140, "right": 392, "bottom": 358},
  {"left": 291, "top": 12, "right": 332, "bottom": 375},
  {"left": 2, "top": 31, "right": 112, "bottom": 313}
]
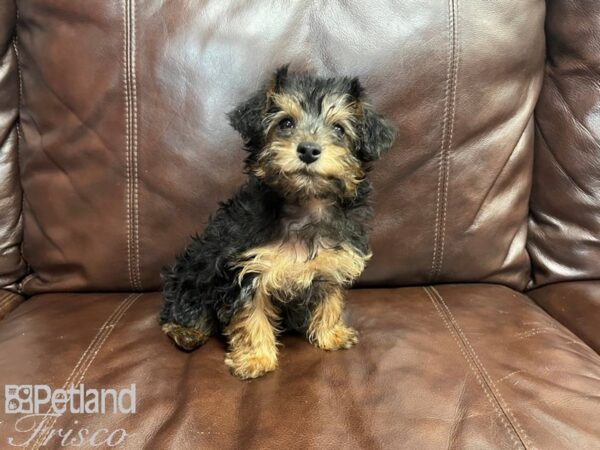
[
  {"left": 161, "top": 320, "right": 213, "bottom": 352},
  {"left": 160, "top": 265, "right": 215, "bottom": 351}
]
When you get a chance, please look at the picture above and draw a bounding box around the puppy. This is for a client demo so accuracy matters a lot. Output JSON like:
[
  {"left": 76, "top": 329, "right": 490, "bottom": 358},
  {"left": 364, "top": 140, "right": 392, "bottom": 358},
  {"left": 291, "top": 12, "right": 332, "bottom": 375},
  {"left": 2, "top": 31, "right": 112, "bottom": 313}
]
[{"left": 160, "top": 66, "right": 395, "bottom": 379}]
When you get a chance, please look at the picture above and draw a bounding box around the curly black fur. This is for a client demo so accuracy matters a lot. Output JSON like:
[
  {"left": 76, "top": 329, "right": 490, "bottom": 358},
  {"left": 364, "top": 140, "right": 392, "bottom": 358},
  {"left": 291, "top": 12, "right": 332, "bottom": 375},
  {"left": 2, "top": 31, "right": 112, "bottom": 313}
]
[{"left": 160, "top": 177, "right": 373, "bottom": 330}]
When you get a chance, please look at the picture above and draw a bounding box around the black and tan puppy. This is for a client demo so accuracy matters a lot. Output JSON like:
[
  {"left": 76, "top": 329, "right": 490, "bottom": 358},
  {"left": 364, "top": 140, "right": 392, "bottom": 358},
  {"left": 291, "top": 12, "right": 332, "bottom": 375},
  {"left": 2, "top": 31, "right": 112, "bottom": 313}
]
[{"left": 160, "top": 67, "right": 395, "bottom": 379}]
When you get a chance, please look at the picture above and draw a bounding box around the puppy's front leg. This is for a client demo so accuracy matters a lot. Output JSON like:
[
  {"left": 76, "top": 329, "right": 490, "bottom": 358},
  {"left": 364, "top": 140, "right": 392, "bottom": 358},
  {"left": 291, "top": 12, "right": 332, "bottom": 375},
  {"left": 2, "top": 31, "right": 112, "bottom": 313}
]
[
  {"left": 308, "top": 287, "right": 358, "bottom": 350},
  {"left": 224, "top": 287, "right": 279, "bottom": 379}
]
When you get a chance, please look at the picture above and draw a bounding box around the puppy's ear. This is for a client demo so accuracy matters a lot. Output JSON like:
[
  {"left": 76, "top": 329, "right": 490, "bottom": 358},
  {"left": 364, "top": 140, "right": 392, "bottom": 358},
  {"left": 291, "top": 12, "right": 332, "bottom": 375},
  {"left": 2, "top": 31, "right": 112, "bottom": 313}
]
[
  {"left": 358, "top": 104, "right": 396, "bottom": 162},
  {"left": 272, "top": 64, "right": 289, "bottom": 92},
  {"left": 227, "top": 65, "right": 291, "bottom": 147},
  {"left": 347, "top": 77, "right": 396, "bottom": 161},
  {"left": 348, "top": 77, "right": 364, "bottom": 100},
  {"left": 227, "top": 89, "right": 267, "bottom": 147}
]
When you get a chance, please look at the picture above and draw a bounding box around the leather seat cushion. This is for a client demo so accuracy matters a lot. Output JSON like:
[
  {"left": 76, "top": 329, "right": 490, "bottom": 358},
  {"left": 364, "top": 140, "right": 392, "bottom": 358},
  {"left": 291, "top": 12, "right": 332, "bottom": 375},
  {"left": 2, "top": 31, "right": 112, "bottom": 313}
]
[{"left": 0, "top": 284, "right": 599, "bottom": 449}]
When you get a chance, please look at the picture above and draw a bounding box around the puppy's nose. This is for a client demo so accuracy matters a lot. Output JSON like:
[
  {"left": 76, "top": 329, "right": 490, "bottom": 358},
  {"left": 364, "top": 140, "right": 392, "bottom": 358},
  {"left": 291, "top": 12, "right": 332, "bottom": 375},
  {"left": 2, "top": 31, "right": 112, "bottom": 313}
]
[{"left": 297, "top": 142, "right": 321, "bottom": 164}]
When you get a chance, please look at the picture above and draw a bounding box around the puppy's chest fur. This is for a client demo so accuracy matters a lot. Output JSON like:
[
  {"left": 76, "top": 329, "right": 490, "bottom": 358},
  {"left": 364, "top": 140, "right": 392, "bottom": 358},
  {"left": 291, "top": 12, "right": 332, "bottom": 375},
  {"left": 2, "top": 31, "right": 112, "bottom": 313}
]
[{"left": 234, "top": 199, "right": 369, "bottom": 300}]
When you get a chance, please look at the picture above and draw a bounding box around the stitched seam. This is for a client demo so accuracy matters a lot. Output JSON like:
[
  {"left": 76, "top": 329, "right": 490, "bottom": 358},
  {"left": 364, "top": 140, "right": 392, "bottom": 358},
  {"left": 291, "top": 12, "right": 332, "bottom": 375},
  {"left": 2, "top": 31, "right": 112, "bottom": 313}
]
[
  {"left": 0, "top": 294, "right": 17, "bottom": 310},
  {"left": 0, "top": 297, "right": 20, "bottom": 317},
  {"left": 0, "top": 292, "right": 15, "bottom": 305},
  {"left": 0, "top": 302, "right": 11, "bottom": 314},
  {"left": 423, "top": 287, "right": 525, "bottom": 450},
  {"left": 12, "top": 1, "right": 23, "bottom": 103},
  {"left": 28, "top": 294, "right": 137, "bottom": 449},
  {"left": 131, "top": 0, "right": 142, "bottom": 291},
  {"left": 123, "top": 0, "right": 134, "bottom": 291},
  {"left": 12, "top": 9, "right": 23, "bottom": 106},
  {"left": 0, "top": 295, "right": 18, "bottom": 315},
  {"left": 123, "top": 0, "right": 142, "bottom": 291},
  {"left": 430, "top": 0, "right": 459, "bottom": 282},
  {"left": 432, "top": 287, "right": 535, "bottom": 449},
  {"left": 430, "top": 8, "right": 450, "bottom": 280},
  {"left": 28, "top": 293, "right": 141, "bottom": 450},
  {"left": 428, "top": 287, "right": 535, "bottom": 449},
  {"left": 13, "top": 2, "right": 27, "bottom": 287},
  {"left": 437, "top": 0, "right": 459, "bottom": 276},
  {"left": 0, "top": 293, "right": 13, "bottom": 305}
]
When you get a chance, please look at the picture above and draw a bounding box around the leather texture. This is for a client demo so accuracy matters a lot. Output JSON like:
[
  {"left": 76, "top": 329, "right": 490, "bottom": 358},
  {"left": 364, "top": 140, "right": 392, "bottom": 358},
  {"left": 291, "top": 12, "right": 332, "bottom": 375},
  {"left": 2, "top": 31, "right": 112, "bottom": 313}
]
[
  {"left": 0, "top": 0, "right": 26, "bottom": 290},
  {"left": 16, "top": 0, "right": 545, "bottom": 294},
  {"left": 529, "top": 281, "right": 600, "bottom": 354},
  {"left": 0, "top": 285, "right": 598, "bottom": 449},
  {"left": 0, "top": 290, "right": 22, "bottom": 320},
  {"left": 2, "top": 1, "right": 599, "bottom": 448},
  {"left": 528, "top": 0, "right": 600, "bottom": 287}
]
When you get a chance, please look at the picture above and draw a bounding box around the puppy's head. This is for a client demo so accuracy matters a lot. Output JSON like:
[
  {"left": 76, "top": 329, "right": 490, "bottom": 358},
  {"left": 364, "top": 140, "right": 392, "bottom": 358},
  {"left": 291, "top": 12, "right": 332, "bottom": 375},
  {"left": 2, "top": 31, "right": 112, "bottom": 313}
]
[{"left": 228, "top": 66, "right": 396, "bottom": 200}]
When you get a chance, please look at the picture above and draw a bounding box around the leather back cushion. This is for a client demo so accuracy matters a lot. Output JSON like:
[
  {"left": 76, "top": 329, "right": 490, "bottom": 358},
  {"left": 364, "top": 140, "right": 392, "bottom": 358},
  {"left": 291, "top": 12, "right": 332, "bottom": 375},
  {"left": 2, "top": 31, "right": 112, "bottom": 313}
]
[
  {"left": 16, "top": 0, "right": 545, "bottom": 293},
  {"left": 528, "top": 0, "right": 600, "bottom": 288},
  {"left": 0, "top": 1, "right": 26, "bottom": 290}
]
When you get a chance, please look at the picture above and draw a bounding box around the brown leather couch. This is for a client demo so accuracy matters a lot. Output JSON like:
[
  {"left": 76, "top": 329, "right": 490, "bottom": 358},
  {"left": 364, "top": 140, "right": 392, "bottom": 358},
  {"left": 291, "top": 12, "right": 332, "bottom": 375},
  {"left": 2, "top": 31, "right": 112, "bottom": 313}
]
[{"left": 1, "top": 1, "right": 599, "bottom": 449}]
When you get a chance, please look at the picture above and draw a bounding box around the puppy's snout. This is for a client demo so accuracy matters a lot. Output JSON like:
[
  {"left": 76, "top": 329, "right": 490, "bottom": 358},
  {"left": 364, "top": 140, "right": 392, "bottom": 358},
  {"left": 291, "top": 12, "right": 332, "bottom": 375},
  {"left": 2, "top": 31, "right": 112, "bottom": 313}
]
[{"left": 297, "top": 142, "right": 321, "bottom": 165}]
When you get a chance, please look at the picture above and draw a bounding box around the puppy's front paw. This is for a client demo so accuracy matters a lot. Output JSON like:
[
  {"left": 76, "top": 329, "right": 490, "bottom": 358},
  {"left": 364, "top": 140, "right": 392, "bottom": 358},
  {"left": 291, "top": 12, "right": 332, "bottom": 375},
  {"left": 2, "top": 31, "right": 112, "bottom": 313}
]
[
  {"left": 312, "top": 324, "right": 359, "bottom": 351},
  {"left": 225, "top": 351, "right": 278, "bottom": 380}
]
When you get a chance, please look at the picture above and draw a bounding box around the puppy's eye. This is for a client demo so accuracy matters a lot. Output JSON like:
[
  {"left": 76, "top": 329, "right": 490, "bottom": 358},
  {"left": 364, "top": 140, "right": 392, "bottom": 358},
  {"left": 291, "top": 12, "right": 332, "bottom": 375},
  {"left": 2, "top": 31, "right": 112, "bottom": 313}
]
[
  {"left": 279, "top": 118, "right": 295, "bottom": 130},
  {"left": 333, "top": 123, "right": 345, "bottom": 136}
]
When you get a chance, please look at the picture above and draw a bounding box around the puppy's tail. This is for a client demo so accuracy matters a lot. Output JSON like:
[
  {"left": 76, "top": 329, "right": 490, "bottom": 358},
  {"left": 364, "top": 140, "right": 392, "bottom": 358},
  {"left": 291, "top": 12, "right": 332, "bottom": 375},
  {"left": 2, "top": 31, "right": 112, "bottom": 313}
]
[{"left": 159, "top": 261, "right": 215, "bottom": 352}]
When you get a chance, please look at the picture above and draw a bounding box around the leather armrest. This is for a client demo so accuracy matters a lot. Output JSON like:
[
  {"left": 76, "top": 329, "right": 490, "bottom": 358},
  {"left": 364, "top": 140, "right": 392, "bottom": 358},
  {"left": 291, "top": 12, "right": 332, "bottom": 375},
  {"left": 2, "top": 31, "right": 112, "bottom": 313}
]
[
  {"left": 528, "top": 281, "right": 600, "bottom": 354},
  {"left": 0, "top": 1, "right": 27, "bottom": 288}
]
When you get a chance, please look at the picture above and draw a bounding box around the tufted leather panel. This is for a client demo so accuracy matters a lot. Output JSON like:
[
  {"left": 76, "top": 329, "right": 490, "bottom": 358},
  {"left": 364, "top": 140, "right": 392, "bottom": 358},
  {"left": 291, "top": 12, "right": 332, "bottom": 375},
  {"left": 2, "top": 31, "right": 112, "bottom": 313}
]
[
  {"left": 15, "top": 0, "right": 545, "bottom": 294},
  {"left": 528, "top": 0, "right": 600, "bottom": 287},
  {"left": 0, "top": 285, "right": 599, "bottom": 449},
  {"left": 0, "top": 1, "right": 26, "bottom": 290}
]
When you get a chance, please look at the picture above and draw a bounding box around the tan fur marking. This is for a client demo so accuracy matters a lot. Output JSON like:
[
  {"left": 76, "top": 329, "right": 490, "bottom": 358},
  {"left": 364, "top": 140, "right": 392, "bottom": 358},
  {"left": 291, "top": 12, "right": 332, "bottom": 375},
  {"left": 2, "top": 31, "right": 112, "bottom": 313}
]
[
  {"left": 224, "top": 288, "right": 279, "bottom": 379},
  {"left": 235, "top": 243, "right": 370, "bottom": 299},
  {"left": 318, "top": 142, "right": 364, "bottom": 195},
  {"left": 308, "top": 288, "right": 359, "bottom": 350},
  {"left": 228, "top": 242, "right": 367, "bottom": 376},
  {"left": 322, "top": 94, "right": 359, "bottom": 140},
  {"left": 270, "top": 92, "right": 303, "bottom": 122}
]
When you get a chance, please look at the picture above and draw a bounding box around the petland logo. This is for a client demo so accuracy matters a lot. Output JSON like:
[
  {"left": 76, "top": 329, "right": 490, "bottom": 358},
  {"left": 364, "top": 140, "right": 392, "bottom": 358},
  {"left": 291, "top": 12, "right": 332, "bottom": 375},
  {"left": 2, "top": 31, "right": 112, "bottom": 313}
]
[
  {"left": 5, "top": 384, "right": 136, "bottom": 415},
  {"left": 3, "top": 384, "right": 136, "bottom": 447}
]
